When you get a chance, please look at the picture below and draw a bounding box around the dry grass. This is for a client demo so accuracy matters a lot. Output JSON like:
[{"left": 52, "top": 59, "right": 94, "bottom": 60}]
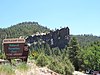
[{"left": 0, "top": 64, "right": 15, "bottom": 75}]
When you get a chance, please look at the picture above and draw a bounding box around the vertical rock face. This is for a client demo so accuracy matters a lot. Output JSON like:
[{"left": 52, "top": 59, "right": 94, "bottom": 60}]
[{"left": 26, "top": 27, "right": 70, "bottom": 49}]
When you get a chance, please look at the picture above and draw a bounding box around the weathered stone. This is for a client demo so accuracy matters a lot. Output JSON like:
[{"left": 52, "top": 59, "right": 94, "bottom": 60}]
[{"left": 26, "top": 27, "right": 70, "bottom": 49}]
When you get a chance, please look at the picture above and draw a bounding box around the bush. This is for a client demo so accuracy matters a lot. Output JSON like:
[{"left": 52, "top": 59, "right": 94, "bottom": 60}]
[
  {"left": 0, "top": 53, "right": 6, "bottom": 59},
  {"left": 63, "top": 57, "right": 75, "bottom": 75},
  {"left": 48, "top": 59, "right": 64, "bottom": 74},
  {"left": 48, "top": 56, "right": 74, "bottom": 75},
  {"left": 16, "top": 62, "right": 29, "bottom": 72},
  {"left": 36, "top": 53, "right": 48, "bottom": 67},
  {"left": 0, "top": 64, "right": 15, "bottom": 75}
]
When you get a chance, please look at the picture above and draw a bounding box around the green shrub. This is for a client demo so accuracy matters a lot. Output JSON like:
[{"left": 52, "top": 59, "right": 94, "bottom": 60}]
[
  {"left": 16, "top": 62, "right": 29, "bottom": 72},
  {"left": 48, "top": 59, "right": 64, "bottom": 74},
  {"left": 0, "top": 64, "right": 15, "bottom": 75},
  {"left": 0, "top": 53, "right": 6, "bottom": 59},
  {"left": 63, "top": 57, "right": 75, "bottom": 75},
  {"left": 48, "top": 57, "right": 74, "bottom": 75},
  {"left": 36, "top": 53, "right": 48, "bottom": 67}
]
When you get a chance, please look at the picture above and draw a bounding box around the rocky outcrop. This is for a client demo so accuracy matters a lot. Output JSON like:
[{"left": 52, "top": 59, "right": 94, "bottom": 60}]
[{"left": 26, "top": 27, "right": 70, "bottom": 49}]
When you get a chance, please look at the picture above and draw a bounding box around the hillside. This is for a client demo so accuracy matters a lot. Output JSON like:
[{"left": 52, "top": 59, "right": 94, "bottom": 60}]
[
  {"left": 0, "top": 21, "right": 100, "bottom": 50},
  {"left": 1, "top": 22, "right": 100, "bottom": 74},
  {"left": 5, "top": 22, "right": 50, "bottom": 38},
  {"left": 0, "top": 21, "right": 50, "bottom": 50},
  {"left": 73, "top": 34, "right": 100, "bottom": 47}
]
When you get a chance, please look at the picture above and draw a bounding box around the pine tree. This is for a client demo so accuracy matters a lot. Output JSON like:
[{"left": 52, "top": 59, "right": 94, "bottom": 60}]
[{"left": 68, "top": 37, "right": 80, "bottom": 71}]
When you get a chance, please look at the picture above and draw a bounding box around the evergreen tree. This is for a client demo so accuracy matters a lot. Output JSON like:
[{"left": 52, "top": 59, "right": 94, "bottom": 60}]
[
  {"left": 81, "top": 42, "right": 100, "bottom": 70},
  {"left": 44, "top": 43, "right": 52, "bottom": 55},
  {"left": 36, "top": 53, "right": 48, "bottom": 67},
  {"left": 68, "top": 37, "right": 80, "bottom": 71}
]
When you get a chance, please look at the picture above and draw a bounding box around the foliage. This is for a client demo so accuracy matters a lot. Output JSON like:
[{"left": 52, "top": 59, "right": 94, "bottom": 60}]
[
  {"left": 68, "top": 37, "right": 80, "bottom": 71},
  {"left": 29, "top": 50, "right": 39, "bottom": 60},
  {"left": 52, "top": 47, "right": 61, "bottom": 56},
  {"left": 30, "top": 39, "right": 75, "bottom": 74},
  {"left": 0, "top": 21, "right": 50, "bottom": 50},
  {"left": 36, "top": 53, "right": 48, "bottom": 67},
  {"left": 63, "top": 57, "right": 75, "bottom": 75},
  {"left": 0, "top": 53, "right": 6, "bottom": 59},
  {"left": 80, "top": 42, "right": 100, "bottom": 70},
  {"left": 44, "top": 43, "right": 52, "bottom": 56},
  {"left": 1, "top": 21, "right": 100, "bottom": 73},
  {"left": 73, "top": 34, "right": 100, "bottom": 47},
  {"left": 0, "top": 64, "right": 15, "bottom": 75},
  {"left": 47, "top": 56, "right": 74, "bottom": 75},
  {"left": 16, "top": 62, "right": 29, "bottom": 72},
  {"left": 6, "top": 22, "right": 50, "bottom": 38},
  {"left": 48, "top": 59, "right": 64, "bottom": 74}
]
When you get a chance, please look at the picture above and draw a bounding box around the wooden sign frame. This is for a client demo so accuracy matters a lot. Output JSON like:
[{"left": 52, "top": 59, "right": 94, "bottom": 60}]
[{"left": 3, "top": 38, "right": 29, "bottom": 62}]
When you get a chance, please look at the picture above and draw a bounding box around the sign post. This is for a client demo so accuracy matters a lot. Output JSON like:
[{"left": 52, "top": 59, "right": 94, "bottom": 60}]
[{"left": 3, "top": 38, "right": 29, "bottom": 62}]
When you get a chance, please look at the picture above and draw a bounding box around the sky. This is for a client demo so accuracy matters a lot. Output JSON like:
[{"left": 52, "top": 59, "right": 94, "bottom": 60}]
[{"left": 0, "top": 0, "right": 100, "bottom": 36}]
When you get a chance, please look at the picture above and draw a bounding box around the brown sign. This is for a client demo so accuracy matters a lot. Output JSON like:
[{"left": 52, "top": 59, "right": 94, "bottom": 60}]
[{"left": 3, "top": 38, "right": 29, "bottom": 62}]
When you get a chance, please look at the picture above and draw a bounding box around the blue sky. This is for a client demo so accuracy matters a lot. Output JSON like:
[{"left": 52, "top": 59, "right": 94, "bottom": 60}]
[{"left": 0, "top": 0, "right": 100, "bottom": 35}]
